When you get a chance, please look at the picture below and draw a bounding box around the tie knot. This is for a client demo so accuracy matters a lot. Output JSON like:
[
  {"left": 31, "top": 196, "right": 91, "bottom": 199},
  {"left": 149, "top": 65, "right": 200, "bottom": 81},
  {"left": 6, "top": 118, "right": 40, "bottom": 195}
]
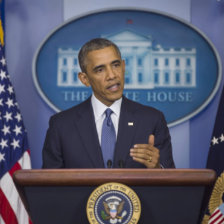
[
  {"left": 104, "top": 108, "right": 113, "bottom": 126},
  {"left": 105, "top": 108, "right": 113, "bottom": 118}
]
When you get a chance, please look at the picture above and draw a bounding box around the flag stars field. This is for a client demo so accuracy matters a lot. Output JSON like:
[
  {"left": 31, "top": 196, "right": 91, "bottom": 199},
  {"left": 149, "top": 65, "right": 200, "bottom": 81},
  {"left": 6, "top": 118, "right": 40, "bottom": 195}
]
[
  {"left": 13, "top": 125, "right": 22, "bottom": 136},
  {"left": 219, "top": 134, "right": 224, "bottom": 142},
  {"left": 1, "top": 124, "right": 10, "bottom": 135},
  {"left": 5, "top": 98, "right": 14, "bottom": 108},
  {"left": 7, "top": 85, "right": 13, "bottom": 94},
  {"left": 211, "top": 133, "right": 224, "bottom": 146},
  {"left": 15, "top": 112, "right": 22, "bottom": 122},
  {"left": 0, "top": 56, "right": 6, "bottom": 66},
  {"left": 10, "top": 139, "right": 20, "bottom": 150},
  {"left": 211, "top": 136, "right": 219, "bottom": 145},
  {"left": 0, "top": 83, "right": 4, "bottom": 93},
  {"left": 0, "top": 69, "right": 6, "bottom": 79},
  {"left": 0, "top": 152, "right": 5, "bottom": 162},
  {"left": 0, "top": 138, "right": 8, "bottom": 149},
  {"left": 3, "top": 111, "right": 12, "bottom": 122}
]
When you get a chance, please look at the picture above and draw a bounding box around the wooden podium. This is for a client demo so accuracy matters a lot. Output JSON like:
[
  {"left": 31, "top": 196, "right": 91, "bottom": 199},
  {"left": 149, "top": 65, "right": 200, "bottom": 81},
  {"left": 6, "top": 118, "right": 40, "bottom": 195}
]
[{"left": 13, "top": 169, "right": 216, "bottom": 224}]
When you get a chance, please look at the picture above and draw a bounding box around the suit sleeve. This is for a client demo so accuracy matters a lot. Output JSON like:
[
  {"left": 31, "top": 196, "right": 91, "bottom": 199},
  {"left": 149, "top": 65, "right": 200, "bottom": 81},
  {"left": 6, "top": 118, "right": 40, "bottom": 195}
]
[
  {"left": 154, "top": 111, "right": 175, "bottom": 168},
  {"left": 42, "top": 116, "right": 65, "bottom": 168}
]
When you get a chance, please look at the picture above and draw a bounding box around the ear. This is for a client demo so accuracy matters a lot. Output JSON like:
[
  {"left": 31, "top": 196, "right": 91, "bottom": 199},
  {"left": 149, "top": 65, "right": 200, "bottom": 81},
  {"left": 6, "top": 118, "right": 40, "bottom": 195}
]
[{"left": 78, "top": 72, "right": 90, "bottom": 87}]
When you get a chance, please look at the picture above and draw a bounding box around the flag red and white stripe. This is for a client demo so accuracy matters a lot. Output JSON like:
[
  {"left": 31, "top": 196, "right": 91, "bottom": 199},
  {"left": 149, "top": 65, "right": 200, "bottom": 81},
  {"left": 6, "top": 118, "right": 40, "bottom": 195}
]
[
  {"left": 209, "top": 204, "right": 224, "bottom": 224},
  {"left": 0, "top": 151, "right": 32, "bottom": 224}
]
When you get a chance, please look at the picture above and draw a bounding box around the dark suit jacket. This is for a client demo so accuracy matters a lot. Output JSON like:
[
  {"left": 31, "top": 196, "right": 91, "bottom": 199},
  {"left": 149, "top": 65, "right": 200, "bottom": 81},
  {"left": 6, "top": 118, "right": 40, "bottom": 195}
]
[{"left": 42, "top": 96, "right": 175, "bottom": 168}]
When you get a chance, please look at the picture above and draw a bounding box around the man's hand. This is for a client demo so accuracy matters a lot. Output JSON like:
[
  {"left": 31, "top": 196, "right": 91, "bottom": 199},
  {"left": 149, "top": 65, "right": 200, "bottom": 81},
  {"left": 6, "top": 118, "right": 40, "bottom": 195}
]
[{"left": 130, "top": 135, "right": 161, "bottom": 168}]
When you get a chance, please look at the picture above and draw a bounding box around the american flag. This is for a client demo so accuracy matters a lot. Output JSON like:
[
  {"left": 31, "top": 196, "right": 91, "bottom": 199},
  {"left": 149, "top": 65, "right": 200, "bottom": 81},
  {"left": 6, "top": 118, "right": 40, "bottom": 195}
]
[
  {"left": 208, "top": 203, "right": 224, "bottom": 224},
  {"left": 207, "top": 86, "right": 224, "bottom": 177},
  {"left": 0, "top": 8, "right": 32, "bottom": 224}
]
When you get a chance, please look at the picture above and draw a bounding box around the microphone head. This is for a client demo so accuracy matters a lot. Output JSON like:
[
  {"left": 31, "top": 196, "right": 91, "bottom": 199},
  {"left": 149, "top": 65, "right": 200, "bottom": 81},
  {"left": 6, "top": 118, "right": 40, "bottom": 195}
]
[
  {"left": 118, "top": 160, "right": 124, "bottom": 168},
  {"left": 107, "top": 160, "right": 112, "bottom": 168}
]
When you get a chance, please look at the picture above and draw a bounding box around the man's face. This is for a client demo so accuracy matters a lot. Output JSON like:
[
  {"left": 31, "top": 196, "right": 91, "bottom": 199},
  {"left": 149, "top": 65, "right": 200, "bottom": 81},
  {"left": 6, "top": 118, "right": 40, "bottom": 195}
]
[{"left": 79, "top": 46, "right": 125, "bottom": 106}]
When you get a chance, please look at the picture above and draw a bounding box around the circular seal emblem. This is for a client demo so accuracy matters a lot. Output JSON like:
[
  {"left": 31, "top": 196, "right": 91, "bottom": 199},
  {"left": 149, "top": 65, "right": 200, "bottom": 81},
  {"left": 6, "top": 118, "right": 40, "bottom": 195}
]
[
  {"left": 86, "top": 182, "right": 141, "bottom": 224},
  {"left": 202, "top": 172, "right": 224, "bottom": 224}
]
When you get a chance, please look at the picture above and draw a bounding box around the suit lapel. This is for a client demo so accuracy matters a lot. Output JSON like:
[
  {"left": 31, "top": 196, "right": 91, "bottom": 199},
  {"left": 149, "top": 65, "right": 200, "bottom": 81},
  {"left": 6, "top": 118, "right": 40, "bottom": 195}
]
[
  {"left": 114, "top": 97, "right": 139, "bottom": 167},
  {"left": 75, "top": 98, "right": 104, "bottom": 168}
]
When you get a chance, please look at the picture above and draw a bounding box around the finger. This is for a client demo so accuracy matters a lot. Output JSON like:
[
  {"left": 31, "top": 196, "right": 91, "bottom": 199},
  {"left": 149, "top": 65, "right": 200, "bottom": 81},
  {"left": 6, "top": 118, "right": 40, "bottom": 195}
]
[
  {"left": 148, "top": 134, "right": 155, "bottom": 146},
  {"left": 130, "top": 151, "right": 152, "bottom": 160},
  {"left": 130, "top": 148, "right": 152, "bottom": 156},
  {"left": 133, "top": 144, "right": 153, "bottom": 149},
  {"left": 132, "top": 157, "right": 155, "bottom": 168}
]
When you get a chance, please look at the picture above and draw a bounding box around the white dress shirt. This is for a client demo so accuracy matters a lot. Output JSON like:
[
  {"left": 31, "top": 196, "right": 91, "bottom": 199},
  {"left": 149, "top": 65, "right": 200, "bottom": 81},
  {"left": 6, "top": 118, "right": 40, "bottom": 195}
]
[{"left": 91, "top": 94, "right": 122, "bottom": 145}]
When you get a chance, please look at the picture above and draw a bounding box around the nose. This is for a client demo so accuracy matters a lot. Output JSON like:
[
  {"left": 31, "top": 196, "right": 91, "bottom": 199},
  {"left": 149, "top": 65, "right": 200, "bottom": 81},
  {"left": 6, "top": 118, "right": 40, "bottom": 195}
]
[{"left": 106, "top": 66, "right": 116, "bottom": 80}]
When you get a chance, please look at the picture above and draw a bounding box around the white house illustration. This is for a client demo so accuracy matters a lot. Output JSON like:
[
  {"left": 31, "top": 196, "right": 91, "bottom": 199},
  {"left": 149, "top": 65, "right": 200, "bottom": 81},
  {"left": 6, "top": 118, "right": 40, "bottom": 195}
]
[{"left": 57, "top": 30, "right": 196, "bottom": 88}]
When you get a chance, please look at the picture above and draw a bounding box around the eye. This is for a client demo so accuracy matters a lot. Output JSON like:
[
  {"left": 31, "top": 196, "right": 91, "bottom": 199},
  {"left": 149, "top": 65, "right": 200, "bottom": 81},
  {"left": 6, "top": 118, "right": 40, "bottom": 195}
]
[
  {"left": 95, "top": 67, "right": 104, "bottom": 73},
  {"left": 113, "top": 62, "right": 121, "bottom": 68}
]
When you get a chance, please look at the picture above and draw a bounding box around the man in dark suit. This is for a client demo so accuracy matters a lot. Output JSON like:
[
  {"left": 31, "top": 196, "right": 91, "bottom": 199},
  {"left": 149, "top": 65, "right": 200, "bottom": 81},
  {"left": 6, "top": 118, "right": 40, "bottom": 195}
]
[{"left": 42, "top": 38, "right": 175, "bottom": 169}]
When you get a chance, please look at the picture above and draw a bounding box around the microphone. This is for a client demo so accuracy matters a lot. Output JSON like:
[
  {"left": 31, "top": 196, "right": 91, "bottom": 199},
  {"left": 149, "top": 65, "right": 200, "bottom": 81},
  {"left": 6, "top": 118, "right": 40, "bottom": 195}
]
[
  {"left": 107, "top": 160, "right": 112, "bottom": 168},
  {"left": 118, "top": 160, "right": 124, "bottom": 168}
]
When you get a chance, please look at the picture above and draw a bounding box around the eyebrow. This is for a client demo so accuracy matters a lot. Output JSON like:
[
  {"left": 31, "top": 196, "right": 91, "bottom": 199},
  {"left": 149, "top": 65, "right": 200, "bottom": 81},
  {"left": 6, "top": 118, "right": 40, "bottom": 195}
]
[
  {"left": 93, "top": 64, "right": 105, "bottom": 72},
  {"left": 111, "top": 59, "right": 121, "bottom": 65}
]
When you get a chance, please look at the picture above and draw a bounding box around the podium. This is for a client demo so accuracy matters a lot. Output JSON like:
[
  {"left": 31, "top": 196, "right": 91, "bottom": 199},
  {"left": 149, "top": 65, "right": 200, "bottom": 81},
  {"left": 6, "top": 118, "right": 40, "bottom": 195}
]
[{"left": 13, "top": 169, "right": 216, "bottom": 224}]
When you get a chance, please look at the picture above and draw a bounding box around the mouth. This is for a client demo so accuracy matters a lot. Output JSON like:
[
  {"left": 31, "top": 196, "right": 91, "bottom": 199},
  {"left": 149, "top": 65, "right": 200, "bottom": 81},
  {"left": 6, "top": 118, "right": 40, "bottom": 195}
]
[{"left": 107, "top": 83, "right": 120, "bottom": 92}]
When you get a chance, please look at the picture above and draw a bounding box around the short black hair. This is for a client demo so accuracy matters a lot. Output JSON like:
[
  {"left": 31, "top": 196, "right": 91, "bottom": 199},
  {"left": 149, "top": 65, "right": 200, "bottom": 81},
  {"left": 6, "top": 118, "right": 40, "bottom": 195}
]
[{"left": 78, "top": 38, "right": 121, "bottom": 73}]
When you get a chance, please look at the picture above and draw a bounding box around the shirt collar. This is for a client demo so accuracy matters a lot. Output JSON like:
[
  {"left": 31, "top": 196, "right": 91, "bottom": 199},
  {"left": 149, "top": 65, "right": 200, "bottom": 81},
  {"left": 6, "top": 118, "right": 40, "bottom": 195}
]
[{"left": 91, "top": 94, "right": 122, "bottom": 121}]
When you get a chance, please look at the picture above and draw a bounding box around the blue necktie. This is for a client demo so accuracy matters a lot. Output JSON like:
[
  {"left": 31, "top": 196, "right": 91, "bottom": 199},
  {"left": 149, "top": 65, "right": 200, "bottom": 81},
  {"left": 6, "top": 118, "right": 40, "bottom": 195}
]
[{"left": 101, "top": 108, "right": 116, "bottom": 168}]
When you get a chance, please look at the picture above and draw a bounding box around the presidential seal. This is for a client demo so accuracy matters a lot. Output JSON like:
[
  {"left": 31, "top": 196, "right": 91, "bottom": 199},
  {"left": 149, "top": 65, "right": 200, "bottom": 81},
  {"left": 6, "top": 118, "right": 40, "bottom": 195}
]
[
  {"left": 86, "top": 182, "right": 141, "bottom": 224},
  {"left": 202, "top": 172, "right": 224, "bottom": 224}
]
